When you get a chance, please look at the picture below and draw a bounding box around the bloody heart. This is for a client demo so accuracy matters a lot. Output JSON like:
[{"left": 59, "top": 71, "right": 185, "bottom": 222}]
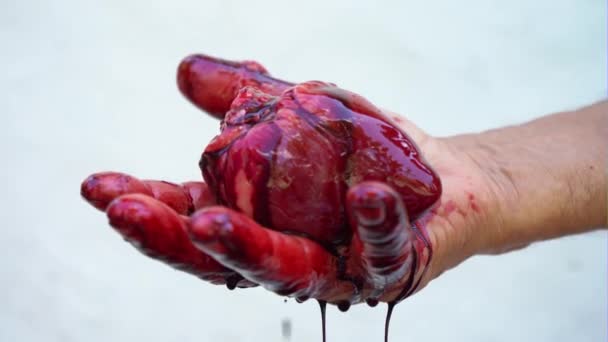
[{"left": 178, "top": 55, "right": 442, "bottom": 303}]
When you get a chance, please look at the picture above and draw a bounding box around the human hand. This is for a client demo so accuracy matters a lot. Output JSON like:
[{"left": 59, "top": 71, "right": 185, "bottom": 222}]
[{"left": 80, "top": 54, "right": 512, "bottom": 307}]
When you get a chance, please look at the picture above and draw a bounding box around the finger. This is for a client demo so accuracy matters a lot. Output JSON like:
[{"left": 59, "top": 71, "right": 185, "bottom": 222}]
[
  {"left": 177, "top": 54, "right": 293, "bottom": 119},
  {"left": 188, "top": 207, "right": 355, "bottom": 301},
  {"left": 81, "top": 172, "right": 214, "bottom": 214},
  {"left": 347, "top": 182, "right": 414, "bottom": 298},
  {"left": 106, "top": 194, "right": 255, "bottom": 288},
  {"left": 402, "top": 220, "right": 433, "bottom": 299}
]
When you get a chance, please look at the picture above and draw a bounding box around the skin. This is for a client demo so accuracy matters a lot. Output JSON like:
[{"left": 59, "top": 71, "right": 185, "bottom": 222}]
[
  {"left": 80, "top": 54, "right": 607, "bottom": 306},
  {"left": 396, "top": 102, "right": 607, "bottom": 289}
]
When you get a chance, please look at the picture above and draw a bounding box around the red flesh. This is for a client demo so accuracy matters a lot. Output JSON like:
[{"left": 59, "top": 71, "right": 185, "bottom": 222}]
[{"left": 200, "top": 81, "right": 441, "bottom": 245}]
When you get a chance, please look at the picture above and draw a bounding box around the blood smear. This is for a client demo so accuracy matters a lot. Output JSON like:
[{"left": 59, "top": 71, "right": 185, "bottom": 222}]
[{"left": 281, "top": 317, "right": 292, "bottom": 342}]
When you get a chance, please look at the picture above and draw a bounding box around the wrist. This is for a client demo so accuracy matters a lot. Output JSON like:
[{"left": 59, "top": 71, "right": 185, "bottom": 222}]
[
  {"left": 446, "top": 104, "right": 607, "bottom": 255},
  {"left": 445, "top": 132, "right": 527, "bottom": 255},
  {"left": 419, "top": 135, "right": 510, "bottom": 283},
  {"left": 441, "top": 134, "right": 518, "bottom": 255},
  {"left": 412, "top": 102, "right": 607, "bottom": 290}
]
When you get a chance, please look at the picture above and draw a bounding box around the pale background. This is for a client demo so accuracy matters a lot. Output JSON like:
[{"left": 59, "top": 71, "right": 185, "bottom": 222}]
[{"left": 1, "top": 0, "right": 606, "bottom": 341}]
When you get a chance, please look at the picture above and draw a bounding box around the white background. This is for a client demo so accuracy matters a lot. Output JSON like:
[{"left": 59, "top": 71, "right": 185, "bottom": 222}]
[{"left": 1, "top": 0, "right": 606, "bottom": 341}]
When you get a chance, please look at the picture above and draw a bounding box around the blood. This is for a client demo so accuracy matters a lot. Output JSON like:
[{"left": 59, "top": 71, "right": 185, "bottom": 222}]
[
  {"left": 468, "top": 193, "right": 480, "bottom": 212},
  {"left": 318, "top": 300, "right": 327, "bottom": 342},
  {"left": 225, "top": 274, "right": 242, "bottom": 290},
  {"left": 296, "top": 296, "right": 310, "bottom": 303},
  {"left": 384, "top": 303, "right": 395, "bottom": 342},
  {"left": 441, "top": 200, "right": 458, "bottom": 216},
  {"left": 365, "top": 298, "right": 379, "bottom": 307},
  {"left": 337, "top": 301, "right": 351, "bottom": 312}
]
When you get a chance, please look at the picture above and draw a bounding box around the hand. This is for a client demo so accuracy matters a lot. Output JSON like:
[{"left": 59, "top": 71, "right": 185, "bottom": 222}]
[{"left": 80, "top": 54, "right": 511, "bottom": 306}]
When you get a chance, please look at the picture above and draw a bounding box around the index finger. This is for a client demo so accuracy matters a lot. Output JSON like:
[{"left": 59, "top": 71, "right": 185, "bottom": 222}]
[{"left": 177, "top": 54, "right": 293, "bottom": 119}]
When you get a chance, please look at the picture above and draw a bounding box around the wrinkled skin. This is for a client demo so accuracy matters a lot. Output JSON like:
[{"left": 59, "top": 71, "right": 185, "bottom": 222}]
[{"left": 81, "top": 54, "right": 460, "bottom": 306}]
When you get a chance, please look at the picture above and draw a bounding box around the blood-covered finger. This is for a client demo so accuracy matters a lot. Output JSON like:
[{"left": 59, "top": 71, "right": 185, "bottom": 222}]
[
  {"left": 81, "top": 172, "right": 214, "bottom": 214},
  {"left": 188, "top": 207, "right": 355, "bottom": 301},
  {"left": 177, "top": 54, "right": 293, "bottom": 119},
  {"left": 81, "top": 172, "right": 151, "bottom": 211},
  {"left": 347, "top": 182, "right": 414, "bottom": 297},
  {"left": 106, "top": 194, "right": 254, "bottom": 287}
]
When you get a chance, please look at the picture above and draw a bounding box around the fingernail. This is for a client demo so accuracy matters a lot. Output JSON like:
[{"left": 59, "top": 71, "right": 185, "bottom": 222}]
[
  {"left": 106, "top": 197, "right": 148, "bottom": 244},
  {"left": 81, "top": 174, "right": 106, "bottom": 209}
]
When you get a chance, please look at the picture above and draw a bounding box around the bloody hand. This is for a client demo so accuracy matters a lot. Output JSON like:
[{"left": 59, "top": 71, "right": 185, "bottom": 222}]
[{"left": 81, "top": 54, "right": 442, "bottom": 306}]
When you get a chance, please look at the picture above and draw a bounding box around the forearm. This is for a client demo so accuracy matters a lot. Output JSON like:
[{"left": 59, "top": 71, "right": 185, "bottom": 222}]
[{"left": 452, "top": 101, "right": 607, "bottom": 254}]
